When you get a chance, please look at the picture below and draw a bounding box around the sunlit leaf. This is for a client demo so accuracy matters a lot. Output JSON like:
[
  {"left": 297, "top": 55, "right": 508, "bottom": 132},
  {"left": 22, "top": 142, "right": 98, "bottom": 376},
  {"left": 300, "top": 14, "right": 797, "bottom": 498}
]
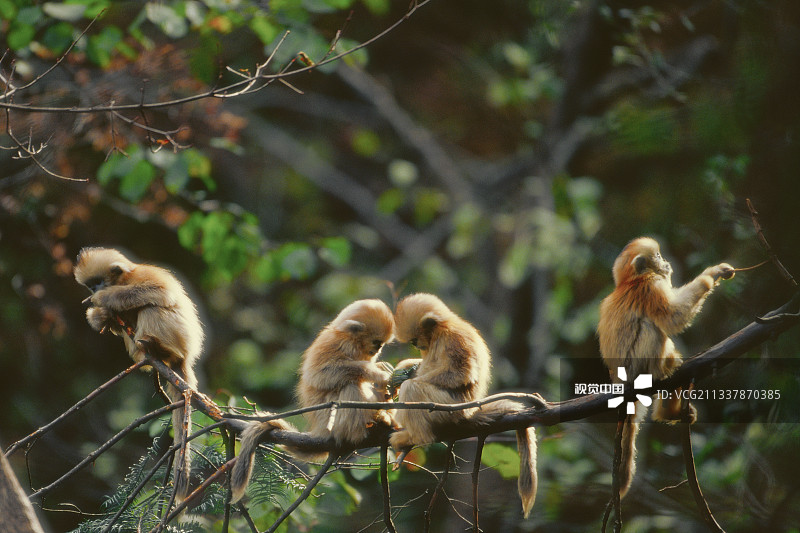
[
  {"left": 481, "top": 442, "right": 520, "bottom": 480},
  {"left": 318, "top": 237, "right": 351, "bottom": 268},
  {"left": 119, "top": 159, "right": 156, "bottom": 202}
]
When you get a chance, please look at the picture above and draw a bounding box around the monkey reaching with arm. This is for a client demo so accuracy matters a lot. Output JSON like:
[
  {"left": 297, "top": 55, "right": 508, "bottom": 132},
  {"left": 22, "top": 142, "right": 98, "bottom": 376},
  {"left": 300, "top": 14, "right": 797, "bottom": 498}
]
[
  {"left": 389, "top": 293, "right": 538, "bottom": 519},
  {"left": 597, "top": 237, "right": 734, "bottom": 498},
  {"left": 230, "top": 299, "right": 396, "bottom": 503},
  {"left": 74, "top": 247, "right": 204, "bottom": 503}
]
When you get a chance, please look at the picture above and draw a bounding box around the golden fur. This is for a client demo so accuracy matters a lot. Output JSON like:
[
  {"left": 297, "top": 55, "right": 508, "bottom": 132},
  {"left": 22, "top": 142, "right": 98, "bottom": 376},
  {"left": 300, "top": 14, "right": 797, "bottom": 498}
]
[
  {"left": 390, "top": 293, "right": 537, "bottom": 518},
  {"left": 597, "top": 237, "right": 733, "bottom": 497},
  {"left": 74, "top": 247, "right": 203, "bottom": 502},
  {"left": 230, "top": 299, "right": 396, "bottom": 503}
]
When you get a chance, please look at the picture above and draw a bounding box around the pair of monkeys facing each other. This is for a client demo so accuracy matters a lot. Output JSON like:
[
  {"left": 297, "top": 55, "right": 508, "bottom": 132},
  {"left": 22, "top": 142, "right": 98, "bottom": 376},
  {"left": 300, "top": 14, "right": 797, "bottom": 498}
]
[
  {"left": 230, "top": 293, "right": 538, "bottom": 519},
  {"left": 74, "top": 236, "right": 735, "bottom": 514},
  {"left": 74, "top": 248, "right": 536, "bottom": 516}
]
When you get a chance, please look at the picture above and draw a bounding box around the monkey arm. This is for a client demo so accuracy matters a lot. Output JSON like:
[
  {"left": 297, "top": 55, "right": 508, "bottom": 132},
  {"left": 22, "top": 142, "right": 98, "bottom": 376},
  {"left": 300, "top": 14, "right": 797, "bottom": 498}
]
[
  {"left": 654, "top": 275, "right": 714, "bottom": 335},
  {"left": 310, "top": 360, "right": 390, "bottom": 391},
  {"left": 394, "top": 358, "right": 423, "bottom": 371},
  {"left": 91, "top": 283, "right": 176, "bottom": 311}
]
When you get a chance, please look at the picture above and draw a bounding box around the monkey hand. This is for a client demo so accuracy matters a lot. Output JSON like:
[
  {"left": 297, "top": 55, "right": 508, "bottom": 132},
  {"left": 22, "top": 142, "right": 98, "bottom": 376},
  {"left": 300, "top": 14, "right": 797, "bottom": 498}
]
[
  {"left": 86, "top": 306, "right": 114, "bottom": 332},
  {"left": 376, "top": 361, "right": 394, "bottom": 374},
  {"left": 703, "top": 263, "right": 735, "bottom": 283}
]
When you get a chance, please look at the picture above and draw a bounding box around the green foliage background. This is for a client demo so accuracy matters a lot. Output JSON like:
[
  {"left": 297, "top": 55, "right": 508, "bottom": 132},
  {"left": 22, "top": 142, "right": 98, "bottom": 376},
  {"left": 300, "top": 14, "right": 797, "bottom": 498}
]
[{"left": 1, "top": 0, "right": 799, "bottom": 531}]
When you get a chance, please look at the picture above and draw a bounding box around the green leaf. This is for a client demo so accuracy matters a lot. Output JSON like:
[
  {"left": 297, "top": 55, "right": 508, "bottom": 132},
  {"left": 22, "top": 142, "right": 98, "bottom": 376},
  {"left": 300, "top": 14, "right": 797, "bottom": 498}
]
[
  {"left": 163, "top": 156, "right": 189, "bottom": 194},
  {"left": 15, "top": 6, "right": 42, "bottom": 25},
  {"left": 7, "top": 22, "right": 36, "bottom": 51},
  {"left": 146, "top": 3, "right": 188, "bottom": 39},
  {"left": 182, "top": 148, "right": 214, "bottom": 190},
  {"left": 119, "top": 159, "right": 156, "bottom": 202},
  {"left": 0, "top": 0, "right": 17, "bottom": 20},
  {"left": 41, "top": 22, "right": 75, "bottom": 54},
  {"left": 376, "top": 188, "right": 404, "bottom": 215},
  {"left": 481, "top": 442, "right": 520, "bottom": 480},
  {"left": 250, "top": 15, "right": 279, "bottom": 45},
  {"left": 318, "top": 237, "right": 351, "bottom": 268},
  {"left": 215, "top": 237, "right": 250, "bottom": 280},
  {"left": 276, "top": 243, "right": 316, "bottom": 280},
  {"left": 86, "top": 26, "right": 123, "bottom": 67},
  {"left": 253, "top": 253, "right": 280, "bottom": 284},
  {"left": 201, "top": 211, "right": 234, "bottom": 259},
  {"left": 351, "top": 128, "right": 380, "bottom": 157},
  {"left": 361, "top": 0, "right": 389, "bottom": 15},
  {"left": 96, "top": 149, "right": 139, "bottom": 185},
  {"left": 177, "top": 212, "right": 205, "bottom": 250}
]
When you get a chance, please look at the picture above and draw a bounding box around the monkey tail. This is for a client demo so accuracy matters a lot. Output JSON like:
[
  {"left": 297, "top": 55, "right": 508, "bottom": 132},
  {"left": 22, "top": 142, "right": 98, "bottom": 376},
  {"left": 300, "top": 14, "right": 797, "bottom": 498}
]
[
  {"left": 618, "top": 413, "right": 640, "bottom": 499},
  {"left": 467, "top": 399, "right": 539, "bottom": 518},
  {"left": 230, "top": 415, "right": 297, "bottom": 504},
  {"left": 516, "top": 426, "right": 537, "bottom": 519},
  {"left": 172, "top": 402, "right": 191, "bottom": 503}
]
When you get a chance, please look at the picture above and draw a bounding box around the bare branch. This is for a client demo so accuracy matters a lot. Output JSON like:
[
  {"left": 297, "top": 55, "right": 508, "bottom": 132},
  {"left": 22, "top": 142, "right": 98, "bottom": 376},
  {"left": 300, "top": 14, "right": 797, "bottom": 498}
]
[
  {"left": 264, "top": 453, "right": 338, "bottom": 533},
  {"left": 0, "top": 0, "right": 435, "bottom": 115},
  {"left": 681, "top": 386, "right": 725, "bottom": 532},
  {"left": 747, "top": 198, "right": 798, "bottom": 287},
  {"left": 380, "top": 445, "right": 398, "bottom": 533},
  {"left": 471, "top": 436, "right": 486, "bottom": 533},
  {"left": 5, "top": 360, "right": 148, "bottom": 456},
  {"left": 30, "top": 400, "right": 185, "bottom": 500},
  {"left": 424, "top": 441, "right": 454, "bottom": 533}
]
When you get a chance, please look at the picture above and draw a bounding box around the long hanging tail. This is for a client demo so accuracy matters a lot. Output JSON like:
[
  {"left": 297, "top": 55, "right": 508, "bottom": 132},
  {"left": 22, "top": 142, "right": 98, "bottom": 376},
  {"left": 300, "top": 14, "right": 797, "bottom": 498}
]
[
  {"left": 170, "top": 387, "right": 191, "bottom": 503},
  {"left": 230, "top": 415, "right": 297, "bottom": 504},
  {"left": 516, "top": 426, "right": 538, "bottom": 518},
  {"left": 466, "top": 399, "right": 539, "bottom": 518},
  {"left": 618, "top": 413, "right": 640, "bottom": 498}
]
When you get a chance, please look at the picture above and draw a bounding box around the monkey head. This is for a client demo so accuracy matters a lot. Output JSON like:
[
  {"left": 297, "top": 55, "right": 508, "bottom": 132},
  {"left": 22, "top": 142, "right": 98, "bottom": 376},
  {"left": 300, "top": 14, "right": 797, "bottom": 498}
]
[
  {"left": 612, "top": 237, "right": 673, "bottom": 286},
  {"left": 394, "top": 293, "right": 455, "bottom": 351},
  {"left": 74, "top": 247, "right": 135, "bottom": 294},
  {"left": 330, "top": 299, "right": 395, "bottom": 358}
]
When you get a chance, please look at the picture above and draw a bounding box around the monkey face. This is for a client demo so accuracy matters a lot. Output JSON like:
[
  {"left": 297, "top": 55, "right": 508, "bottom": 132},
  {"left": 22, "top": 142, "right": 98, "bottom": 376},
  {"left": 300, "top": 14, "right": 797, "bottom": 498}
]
[
  {"left": 74, "top": 247, "right": 134, "bottom": 294},
  {"left": 363, "top": 338, "right": 384, "bottom": 356}
]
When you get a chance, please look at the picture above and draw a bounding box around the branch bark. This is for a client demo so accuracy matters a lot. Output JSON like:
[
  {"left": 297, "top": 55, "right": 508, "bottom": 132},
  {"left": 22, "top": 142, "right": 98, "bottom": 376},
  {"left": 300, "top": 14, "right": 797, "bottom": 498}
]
[{"left": 215, "top": 294, "right": 800, "bottom": 456}]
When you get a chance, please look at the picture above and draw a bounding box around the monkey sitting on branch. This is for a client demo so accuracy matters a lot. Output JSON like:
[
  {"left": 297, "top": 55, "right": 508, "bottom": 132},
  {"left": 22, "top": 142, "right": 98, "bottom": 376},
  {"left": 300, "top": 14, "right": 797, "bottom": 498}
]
[
  {"left": 389, "top": 293, "right": 538, "bottom": 519},
  {"left": 597, "top": 237, "right": 734, "bottom": 498},
  {"left": 74, "top": 247, "right": 204, "bottom": 503},
  {"left": 230, "top": 298, "right": 397, "bottom": 503}
]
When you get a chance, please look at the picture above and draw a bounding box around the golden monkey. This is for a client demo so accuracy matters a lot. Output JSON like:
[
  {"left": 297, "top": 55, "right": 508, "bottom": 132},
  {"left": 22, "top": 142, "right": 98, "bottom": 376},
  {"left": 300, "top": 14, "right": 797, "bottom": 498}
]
[
  {"left": 230, "top": 299, "right": 396, "bottom": 503},
  {"left": 597, "top": 237, "right": 734, "bottom": 497},
  {"left": 74, "top": 247, "right": 203, "bottom": 502},
  {"left": 390, "top": 293, "right": 538, "bottom": 519}
]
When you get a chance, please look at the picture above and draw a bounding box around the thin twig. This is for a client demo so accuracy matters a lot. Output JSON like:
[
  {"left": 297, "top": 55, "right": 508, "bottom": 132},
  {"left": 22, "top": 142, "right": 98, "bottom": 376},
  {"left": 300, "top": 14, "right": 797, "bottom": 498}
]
[
  {"left": 472, "top": 436, "right": 486, "bottom": 533},
  {"left": 380, "top": 445, "right": 398, "bottom": 533},
  {"left": 227, "top": 392, "right": 547, "bottom": 422},
  {"left": 0, "top": 10, "right": 104, "bottom": 101},
  {"left": 424, "top": 442, "right": 454, "bottom": 533},
  {"left": 265, "top": 453, "right": 338, "bottom": 533},
  {"left": 5, "top": 360, "right": 147, "bottom": 456},
  {"left": 100, "top": 422, "right": 226, "bottom": 533},
  {"left": 149, "top": 458, "right": 236, "bottom": 532},
  {"left": 681, "top": 384, "right": 726, "bottom": 532},
  {"left": 222, "top": 428, "right": 235, "bottom": 533},
  {"left": 0, "top": 0, "right": 434, "bottom": 115},
  {"left": 747, "top": 198, "right": 797, "bottom": 286},
  {"left": 30, "top": 400, "right": 185, "bottom": 500}
]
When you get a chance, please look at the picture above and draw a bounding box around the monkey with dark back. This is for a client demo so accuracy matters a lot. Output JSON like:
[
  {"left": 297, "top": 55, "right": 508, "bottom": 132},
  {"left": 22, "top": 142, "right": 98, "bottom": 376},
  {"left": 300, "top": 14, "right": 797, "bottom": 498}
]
[{"left": 74, "top": 247, "right": 204, "bottom": 502}]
